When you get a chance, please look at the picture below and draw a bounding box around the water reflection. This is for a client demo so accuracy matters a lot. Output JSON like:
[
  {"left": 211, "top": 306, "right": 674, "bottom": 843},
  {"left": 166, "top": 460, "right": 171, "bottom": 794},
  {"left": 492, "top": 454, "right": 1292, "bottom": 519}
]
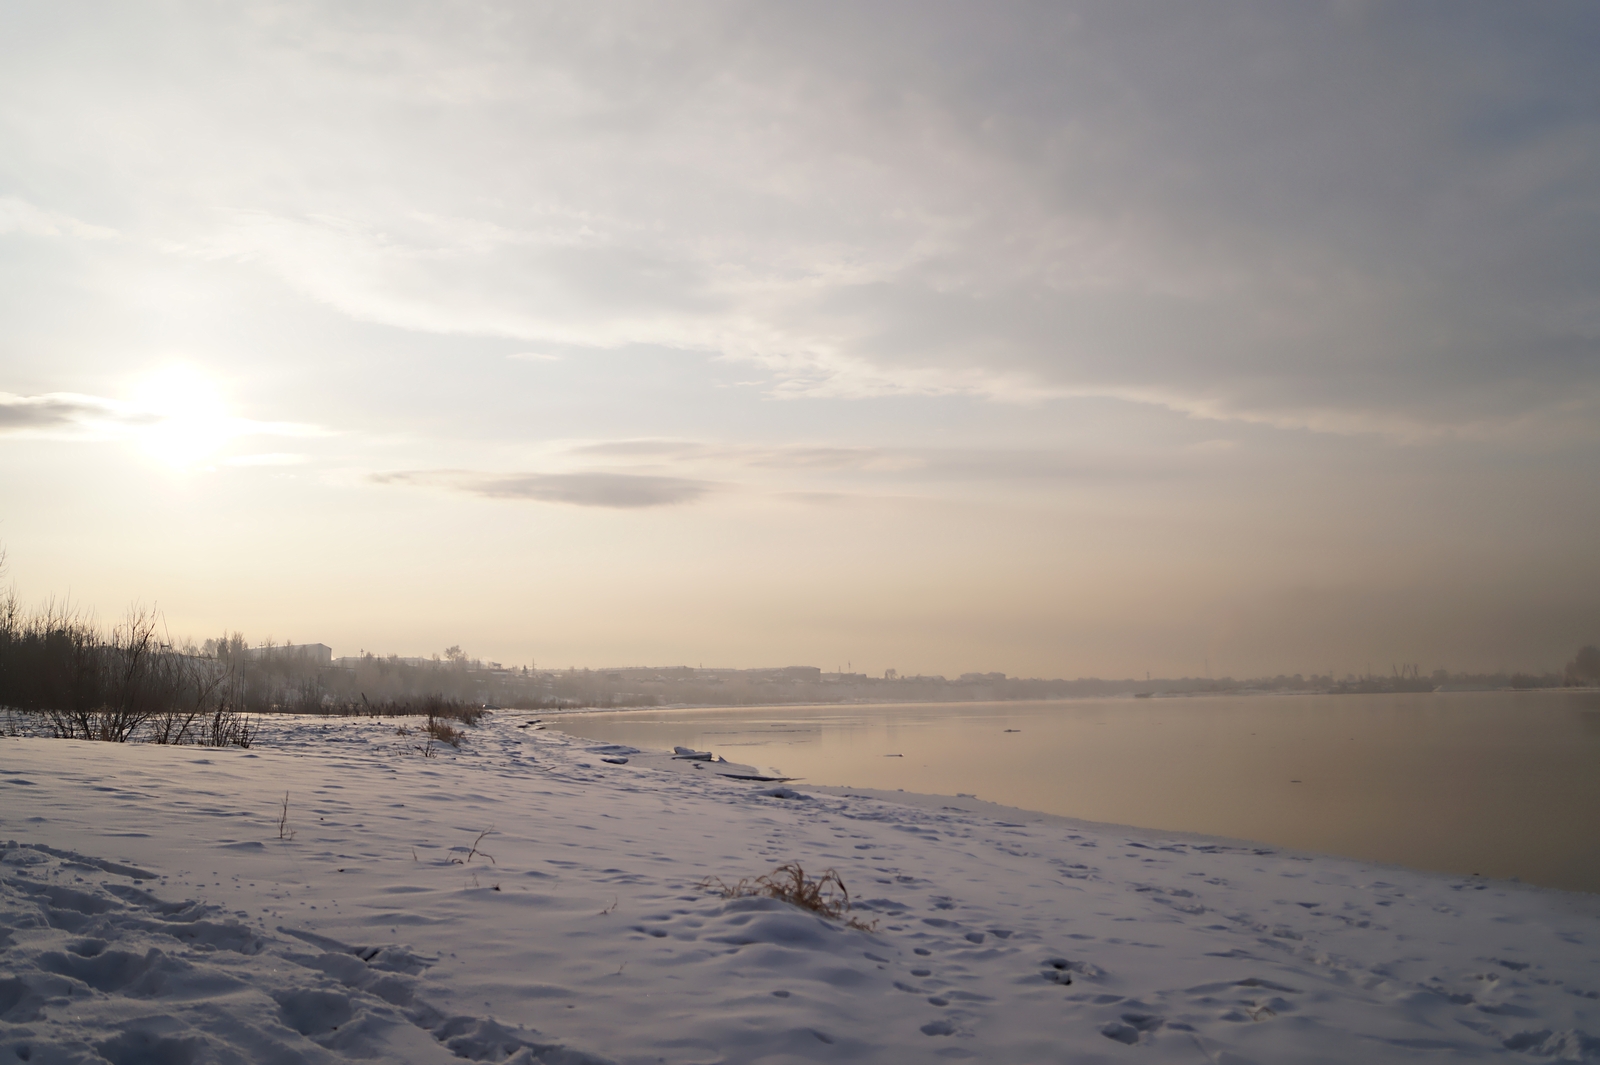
[{"left": 551, "top": 691, "right": 1600, "bottom": 894}]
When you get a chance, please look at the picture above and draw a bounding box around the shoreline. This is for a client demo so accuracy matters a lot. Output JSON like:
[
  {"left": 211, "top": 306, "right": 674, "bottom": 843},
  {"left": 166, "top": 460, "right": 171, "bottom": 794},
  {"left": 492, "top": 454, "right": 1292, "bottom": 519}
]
[
  {"left": 805, "top": 785, "right": 1600, "bottom": 913},
  {"left": 527, "top": 686, "right": 1598, "bottom": 715}
]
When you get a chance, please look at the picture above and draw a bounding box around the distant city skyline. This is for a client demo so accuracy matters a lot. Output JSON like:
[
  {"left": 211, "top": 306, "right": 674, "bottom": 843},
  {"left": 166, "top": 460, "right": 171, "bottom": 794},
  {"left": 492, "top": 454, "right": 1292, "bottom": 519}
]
[{"left": 3, "top": 2, "right": 1598, "bottom": 678}]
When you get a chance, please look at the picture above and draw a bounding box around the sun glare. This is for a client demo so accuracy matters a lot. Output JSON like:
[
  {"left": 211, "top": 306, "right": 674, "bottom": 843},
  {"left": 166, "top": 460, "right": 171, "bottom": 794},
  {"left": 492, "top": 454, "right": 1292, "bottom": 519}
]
[{"left": 130, "top": 366, "right": 237, "bottom": 469}]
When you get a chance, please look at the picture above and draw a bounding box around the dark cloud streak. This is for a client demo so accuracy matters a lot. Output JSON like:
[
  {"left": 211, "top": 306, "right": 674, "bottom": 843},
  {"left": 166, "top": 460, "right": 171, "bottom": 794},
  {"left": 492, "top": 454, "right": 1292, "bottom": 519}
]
[
  {"left": 372, "top": 470, "right": 715, "bottom": 508},
  {"left": 562, "top": 438, "right": 1188, "bottom": 483},
  {"left": 0, "top": 395, "right": 87, "bottom": 430},
  {"left": 0, "top": 393, "right": 147, "bottom": 432}
]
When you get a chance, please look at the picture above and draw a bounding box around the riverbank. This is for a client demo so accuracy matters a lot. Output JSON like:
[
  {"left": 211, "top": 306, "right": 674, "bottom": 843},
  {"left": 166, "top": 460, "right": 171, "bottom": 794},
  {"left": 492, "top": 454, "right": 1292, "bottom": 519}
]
[{"left": 3, "top": 713, "right": 1598, "bottom": 1062}]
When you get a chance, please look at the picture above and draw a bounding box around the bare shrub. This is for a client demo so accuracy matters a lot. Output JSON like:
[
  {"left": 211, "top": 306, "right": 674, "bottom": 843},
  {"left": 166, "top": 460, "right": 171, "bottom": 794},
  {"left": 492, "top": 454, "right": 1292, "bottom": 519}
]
[
  {"left": 444, "top": 703, "right": 486, "bottom": 726},
  {"left": 0, "top": 587, "right": 262, "bottom": 747},
  {"left": 700, "top": 863, "right": 877, "bottom": 931},
  {"left": 1, "top": 558, "right": 504, "bottom": 729},
  {"left": 323, "top": 694, "right": 485, "bottom": 724},
  {"left": 144, "top": 638, "right": 254, "bottom": 748},
  {"left": 101, "top": 607, "right": 169, "bottom": 740},
  {"left": 416, "top": 694, "right": 472, "bottom": 746},
  {"left": 0, "top": 547, "right": 493, "bottom": 741},
  {"left": 24, "top": 605, "right": 175, "bottom": 743},
  {"left": 24, "top": 602, "right": 106, "bottom": 739},
  {"left": 148, "top": 707, "right": 203, "bottom": 745},
  {"left": 207, "top": 709, "right": 254, "bottom": 748}
]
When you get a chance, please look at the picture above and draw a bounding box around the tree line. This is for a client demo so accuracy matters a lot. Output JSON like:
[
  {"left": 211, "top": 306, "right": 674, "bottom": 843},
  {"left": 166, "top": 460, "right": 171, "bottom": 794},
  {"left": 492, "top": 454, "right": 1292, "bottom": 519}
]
[{"left": 0, "top": 596, "right": 255, "bottom": 746}]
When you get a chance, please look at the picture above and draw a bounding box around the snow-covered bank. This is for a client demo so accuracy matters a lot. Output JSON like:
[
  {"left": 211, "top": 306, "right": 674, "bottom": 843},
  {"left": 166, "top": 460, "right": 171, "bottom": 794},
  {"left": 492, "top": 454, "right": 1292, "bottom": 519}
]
[{"left": 2, "top": 715, "right": 1598, "bottom": 1063}]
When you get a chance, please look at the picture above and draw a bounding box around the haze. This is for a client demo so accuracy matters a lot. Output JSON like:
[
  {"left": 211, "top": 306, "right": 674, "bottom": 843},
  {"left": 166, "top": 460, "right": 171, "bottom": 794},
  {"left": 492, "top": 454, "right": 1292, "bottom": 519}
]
[{"left": 3, "top": 2, "right": 1597, "bottom": 678}]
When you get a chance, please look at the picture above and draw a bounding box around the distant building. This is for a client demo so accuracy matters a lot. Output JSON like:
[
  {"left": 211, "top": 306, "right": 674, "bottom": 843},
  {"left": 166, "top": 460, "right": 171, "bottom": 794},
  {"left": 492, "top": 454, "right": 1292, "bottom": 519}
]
[
  {"left": 333, "top": 655, "right": 435, "bottom": 669},
  {"left": 246, "top": 643, "right": 333, "bottom": 665}
]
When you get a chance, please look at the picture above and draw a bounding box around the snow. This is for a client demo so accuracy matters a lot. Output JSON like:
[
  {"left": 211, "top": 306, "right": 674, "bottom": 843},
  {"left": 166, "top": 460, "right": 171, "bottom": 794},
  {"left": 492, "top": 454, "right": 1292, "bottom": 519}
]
[{"left": 2, "top": 713, "right": 1599, "bottom": 1064}]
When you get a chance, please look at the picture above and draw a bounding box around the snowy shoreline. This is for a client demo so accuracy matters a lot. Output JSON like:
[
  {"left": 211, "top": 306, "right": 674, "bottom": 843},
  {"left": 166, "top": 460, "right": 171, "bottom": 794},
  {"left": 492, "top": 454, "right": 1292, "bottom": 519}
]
[{"left": 3, "top": 714, "right": 1599, "bottom": 1063}]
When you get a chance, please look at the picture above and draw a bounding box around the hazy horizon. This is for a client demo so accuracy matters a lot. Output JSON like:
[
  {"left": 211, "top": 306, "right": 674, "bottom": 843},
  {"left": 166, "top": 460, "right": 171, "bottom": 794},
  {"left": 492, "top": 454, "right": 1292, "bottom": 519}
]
[{"left": 4, "top": 2, "right": 1598, "bottom": 679}]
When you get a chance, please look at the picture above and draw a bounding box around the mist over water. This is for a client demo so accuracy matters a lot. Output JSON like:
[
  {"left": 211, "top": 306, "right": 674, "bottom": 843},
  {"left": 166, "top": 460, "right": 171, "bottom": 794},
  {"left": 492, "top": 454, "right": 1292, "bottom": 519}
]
[{"left": 552, "top": 691, "right": 1600, "bottom": 894}]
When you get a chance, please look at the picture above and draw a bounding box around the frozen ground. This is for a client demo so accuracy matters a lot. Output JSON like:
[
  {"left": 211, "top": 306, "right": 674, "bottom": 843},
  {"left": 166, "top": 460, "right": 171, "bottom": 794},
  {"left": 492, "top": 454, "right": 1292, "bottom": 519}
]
[{"left": 2, "top": 713, "right": 1598, "bottom": 1064}]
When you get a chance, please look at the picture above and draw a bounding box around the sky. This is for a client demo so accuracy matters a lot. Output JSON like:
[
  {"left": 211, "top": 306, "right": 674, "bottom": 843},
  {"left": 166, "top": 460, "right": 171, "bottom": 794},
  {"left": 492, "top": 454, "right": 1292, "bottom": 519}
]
[{"left": 2, "top": 1, "right": 1598, "bottom": 679}]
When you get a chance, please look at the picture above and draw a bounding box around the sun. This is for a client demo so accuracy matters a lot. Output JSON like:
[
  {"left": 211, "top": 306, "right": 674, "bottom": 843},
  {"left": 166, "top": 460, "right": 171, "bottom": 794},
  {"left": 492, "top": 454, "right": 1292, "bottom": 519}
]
[{"left": 130, "top": 366, "right": 237, "bottom": 469}]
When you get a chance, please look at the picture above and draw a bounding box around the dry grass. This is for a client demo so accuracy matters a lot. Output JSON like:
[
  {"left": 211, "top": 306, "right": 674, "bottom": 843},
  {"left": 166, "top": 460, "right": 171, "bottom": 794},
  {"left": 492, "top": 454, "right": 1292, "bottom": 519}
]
[
  {"left": 425, "top": 716, "right": 463, "bottom": 746},
  {"left": 700, "top": 863, "right": 877, "bottom": 931},
  {"left": 449, "top": 829, "right": 495, "bottom": 865},
  {"left": 340, "top": 695, "right": 486, "bottom": 724},
  {"left": 276, "top": 792, "right": 295, "bottom": 841}
]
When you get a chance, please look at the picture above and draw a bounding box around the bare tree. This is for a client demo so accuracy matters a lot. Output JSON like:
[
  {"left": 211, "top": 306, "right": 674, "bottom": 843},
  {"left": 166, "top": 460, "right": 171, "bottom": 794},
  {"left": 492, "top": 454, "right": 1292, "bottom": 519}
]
[{"left": 1566, "top": 645, "right": 1600, "bottom": 686}]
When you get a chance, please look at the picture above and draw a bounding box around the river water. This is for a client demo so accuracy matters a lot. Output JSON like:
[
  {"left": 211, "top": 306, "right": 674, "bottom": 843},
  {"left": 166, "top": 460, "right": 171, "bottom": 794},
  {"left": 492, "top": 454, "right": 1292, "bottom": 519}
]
[{"left": 548, "top": 690, "right": 1600, "bottom": 894}]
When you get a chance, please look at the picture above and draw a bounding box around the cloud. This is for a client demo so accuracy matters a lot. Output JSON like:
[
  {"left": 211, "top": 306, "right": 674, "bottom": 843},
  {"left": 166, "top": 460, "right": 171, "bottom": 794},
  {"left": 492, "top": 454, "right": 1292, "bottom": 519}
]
[
  {"left": 0, "top": 392, "right": 133, "bottom": 432},
  {"left": 371, "top": 469, "right": 715, "bottom": 508},
  {"left": 5, "top": 4, "right": 1599, "bottom": 440},
  {"left": 0, "top": 389, "right": 327, "bottom": 449},
  {"left": 551, "top": 437, "right": 1188, "bottom": 489}
]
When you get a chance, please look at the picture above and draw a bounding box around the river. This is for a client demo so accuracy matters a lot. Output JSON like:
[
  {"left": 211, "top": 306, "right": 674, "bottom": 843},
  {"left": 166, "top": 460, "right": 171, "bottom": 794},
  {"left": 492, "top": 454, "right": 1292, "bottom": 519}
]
[{"left": 548, "top": 689, "right": 1600, "bottom": 894}]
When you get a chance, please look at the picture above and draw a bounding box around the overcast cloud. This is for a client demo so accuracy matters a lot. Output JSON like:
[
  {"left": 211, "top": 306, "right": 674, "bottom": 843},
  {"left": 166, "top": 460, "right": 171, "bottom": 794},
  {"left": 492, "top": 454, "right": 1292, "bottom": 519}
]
[{"left": 6, "top": 2, "right": 1597, "bottom": 435}]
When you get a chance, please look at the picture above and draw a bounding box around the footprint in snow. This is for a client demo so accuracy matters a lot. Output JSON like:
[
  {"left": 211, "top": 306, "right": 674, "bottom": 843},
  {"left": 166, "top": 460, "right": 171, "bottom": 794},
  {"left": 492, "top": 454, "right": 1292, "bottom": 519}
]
[
  {"left": 1040, "top": 959, "right": 1074, "bottom": 985},
  {"left": 0, "top": 843, "right": 606, "bottom": 1065},
  {"left": 1101, "top": 1012, "right": 1164, "bottom": 1044}
]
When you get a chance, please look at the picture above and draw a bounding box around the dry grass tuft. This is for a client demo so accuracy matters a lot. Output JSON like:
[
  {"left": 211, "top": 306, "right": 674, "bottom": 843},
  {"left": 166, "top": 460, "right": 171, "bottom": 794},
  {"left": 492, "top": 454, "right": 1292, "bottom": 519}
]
[
  {"left": 424, "top": 714, "right": 463, "bottom": 747},
  {"left": 449, "top": 828, "right": 495, "bottom": 865},
  {"left": 700, "top": 862, "right": 877, "bottom": 931},
  {"left": 276, "top": 791, "right": 295, "bottom": 841}
]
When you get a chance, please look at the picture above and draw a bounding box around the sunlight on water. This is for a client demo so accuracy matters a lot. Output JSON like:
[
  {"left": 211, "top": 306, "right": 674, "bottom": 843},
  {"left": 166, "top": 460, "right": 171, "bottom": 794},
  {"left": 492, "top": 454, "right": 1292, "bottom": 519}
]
[{"left": 553, "top": 690, "right": 1600, "bottom": 894}]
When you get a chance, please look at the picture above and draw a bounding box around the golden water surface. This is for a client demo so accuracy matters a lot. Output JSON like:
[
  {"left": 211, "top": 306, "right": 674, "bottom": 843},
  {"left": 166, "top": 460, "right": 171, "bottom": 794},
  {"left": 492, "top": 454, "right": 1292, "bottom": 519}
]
[{"left": 550, "top": 690, "right": 1600, "bottom": 894}]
